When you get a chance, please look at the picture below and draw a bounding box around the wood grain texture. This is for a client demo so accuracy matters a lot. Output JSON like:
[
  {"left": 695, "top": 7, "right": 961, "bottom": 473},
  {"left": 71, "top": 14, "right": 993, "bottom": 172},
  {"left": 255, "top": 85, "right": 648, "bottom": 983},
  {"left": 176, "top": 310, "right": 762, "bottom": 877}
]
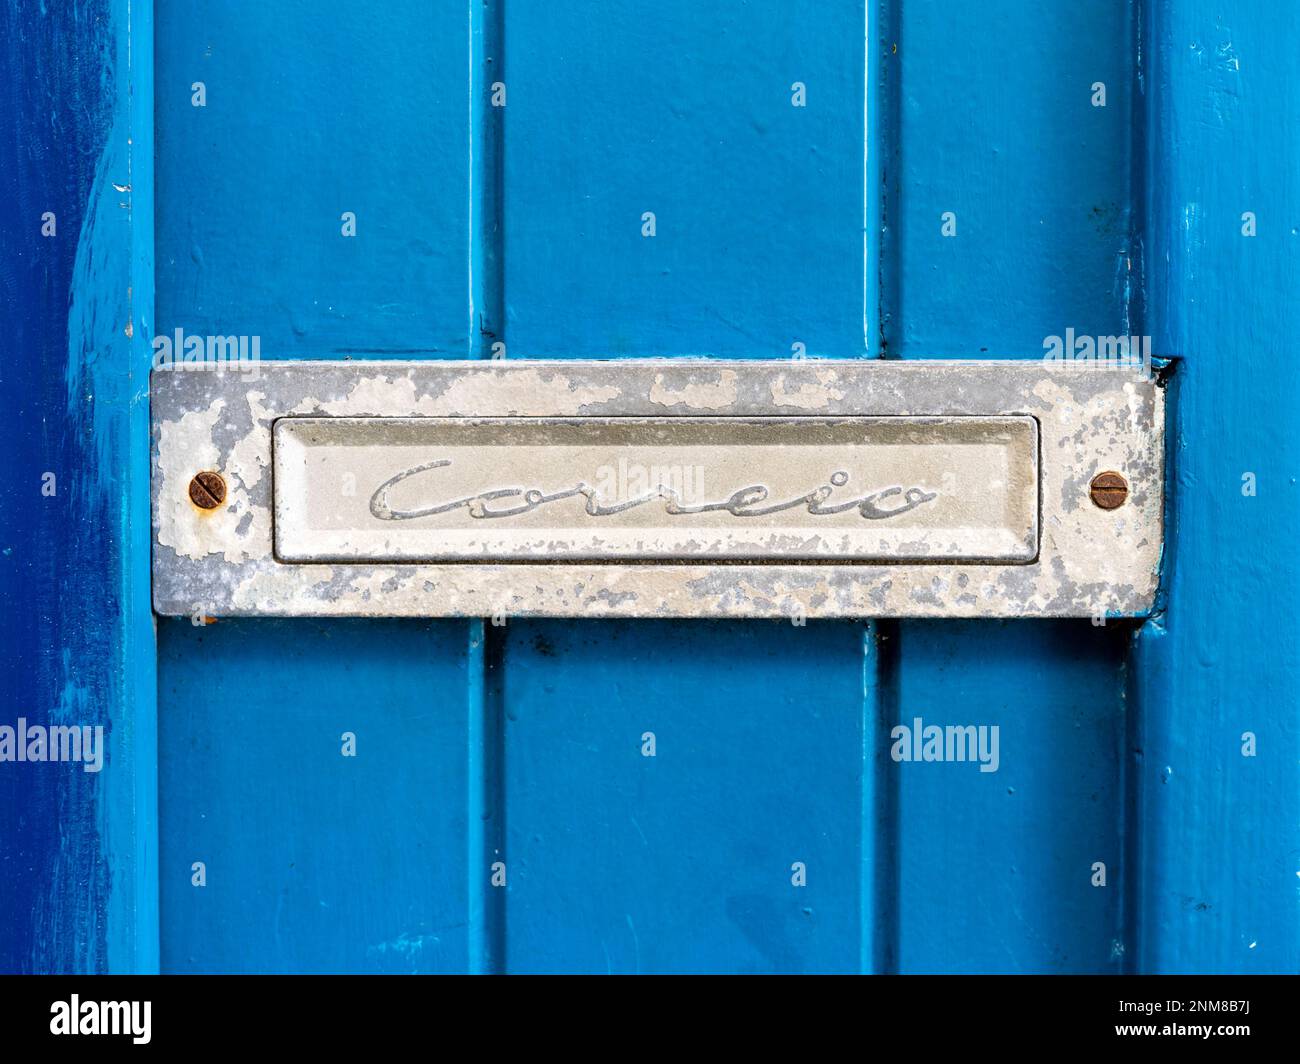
[{"left": 0, "top": 0, "right": 156, "bottom": 974}]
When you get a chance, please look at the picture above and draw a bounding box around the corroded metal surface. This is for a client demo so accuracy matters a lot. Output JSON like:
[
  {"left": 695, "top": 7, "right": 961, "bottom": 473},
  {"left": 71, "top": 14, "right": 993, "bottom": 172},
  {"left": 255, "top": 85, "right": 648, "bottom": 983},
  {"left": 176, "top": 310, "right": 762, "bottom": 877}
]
[
  {"left": 273, "top": 416, "right": 1039, "bottom": 563},
  {"left": 150, "top": 360, "right": 1165, "bottom": 618}
]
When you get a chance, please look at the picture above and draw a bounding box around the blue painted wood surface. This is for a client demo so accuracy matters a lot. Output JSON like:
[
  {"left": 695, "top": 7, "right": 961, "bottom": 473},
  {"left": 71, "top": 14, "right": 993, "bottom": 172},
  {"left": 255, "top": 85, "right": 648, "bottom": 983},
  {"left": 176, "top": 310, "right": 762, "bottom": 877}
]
[
  {"left": 5, "top": 0, "right": 1297, "bottom": 974},
  {"left": 885, "top": 1, "right": 1141, "bottom": 972},
  {"left": 152, "top": 2, "right": 477, "bottom": 973},
  {"left": 498, "top": 621, "right": 867, "bottom": 973},
  {"left": 1, "top": 0, "right": 156, "bottom": 973},
  {"left": 1132, "top": 0, "right": 1300, "bottom": 973},
  {"left": 157, "top": 619, "right": 470, "bottom": 973},
  {"left": 503, "top": 2, "right": 868, "bottom": 359},
  {"left": 889, "top": 2, "right": 1140, "bottom": 356},
  {"left": 154, "top": 1, "right": 472, "bottom": 359},
  {"left": 891, "top": 622, "right": 1129, "bottom": 973}
]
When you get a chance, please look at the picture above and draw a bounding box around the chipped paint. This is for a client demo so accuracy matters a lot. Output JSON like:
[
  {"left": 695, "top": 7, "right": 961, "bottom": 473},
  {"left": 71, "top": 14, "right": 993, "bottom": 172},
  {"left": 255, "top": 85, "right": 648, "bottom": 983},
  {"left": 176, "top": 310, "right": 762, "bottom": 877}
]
[
  {"left": 770, "top": 368, "right": 847, "bottom": 410},
  {"left": 151, "top": 360, "right": 1165, "bottom": 619},
  {"left": 434, "top": 368, "right": 619, "bottom": 415},
  {"left": 648, "top": 369, "right": 738, "bottom": 409}
]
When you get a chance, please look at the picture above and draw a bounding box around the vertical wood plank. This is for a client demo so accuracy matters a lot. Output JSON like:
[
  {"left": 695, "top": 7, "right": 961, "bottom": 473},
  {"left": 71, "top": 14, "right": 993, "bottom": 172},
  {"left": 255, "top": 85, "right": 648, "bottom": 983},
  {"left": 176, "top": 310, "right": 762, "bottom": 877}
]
[
  {"left": 154, "top": 0, "right": 471, "bottom": 359},
  {"left": 887, "top": 1, "right": 1140, "bottom": 971},
  {"left": 892, "top": 622, "right": 1129, "bottom": 972},
  {"left": 152, "top": 2, "right": 478, "bottom": 972},
  {"left": 1133, "top": 0, "right": 1300, "bottom": 973},
  {"left": 492, "top": 1, "right": 874, "bottom": 972},
  {"left": 503, "top": 0, "right": 869, "bottom": 359},
  {"left": 889, "top": 1, "right": 1139, "bottom": 356},
  {"left": 0, "top": 0, "right": 157, "bottom": 973},
  {"left": 499, "top": 620, "right": 866, "bottom": 973},
  {"left": 158, "top": 619, "right": 470, "bottom": 973}
]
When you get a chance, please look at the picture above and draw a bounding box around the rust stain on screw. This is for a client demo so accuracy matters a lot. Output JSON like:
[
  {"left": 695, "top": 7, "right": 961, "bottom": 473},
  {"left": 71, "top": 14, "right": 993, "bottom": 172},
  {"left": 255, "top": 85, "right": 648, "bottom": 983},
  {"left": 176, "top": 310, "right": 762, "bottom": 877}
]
[
  {"left": 189, "top": 471, "right": 227, "bottom": 510},
  {"left": 1090, "top": 471, "right": 1128, "bottom": 510}
]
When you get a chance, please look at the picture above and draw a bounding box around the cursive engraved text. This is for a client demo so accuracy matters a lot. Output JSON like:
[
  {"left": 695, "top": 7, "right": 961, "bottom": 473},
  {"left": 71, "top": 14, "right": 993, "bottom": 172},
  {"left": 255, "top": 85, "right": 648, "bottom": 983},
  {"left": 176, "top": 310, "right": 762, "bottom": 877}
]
[{"left": 369, "top": 460, "right": 939, "bottom": 522}]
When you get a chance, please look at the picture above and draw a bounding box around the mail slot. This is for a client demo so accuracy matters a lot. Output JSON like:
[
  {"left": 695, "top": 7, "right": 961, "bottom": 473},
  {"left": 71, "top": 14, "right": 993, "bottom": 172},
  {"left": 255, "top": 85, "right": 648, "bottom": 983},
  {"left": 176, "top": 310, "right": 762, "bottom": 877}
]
[
  {"left": 271, "top": 416, "right": 1040, "bottom": 563},
  {"left": 149, "top": 360, "right": 1162, "bottom": 618}
]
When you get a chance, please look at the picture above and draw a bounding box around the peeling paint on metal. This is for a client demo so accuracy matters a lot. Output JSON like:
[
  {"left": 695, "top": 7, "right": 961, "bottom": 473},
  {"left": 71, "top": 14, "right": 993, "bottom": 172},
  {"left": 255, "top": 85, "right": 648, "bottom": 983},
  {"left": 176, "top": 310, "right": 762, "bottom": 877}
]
[
  {"left": 770, "top": 368, "right": 847, "bottom": 410},
  {"left": 151, "top": 360, "right": 1164, "bottom": 619},
  {"left": 648, "top": 369, "right": 738, "bottom": 409}
]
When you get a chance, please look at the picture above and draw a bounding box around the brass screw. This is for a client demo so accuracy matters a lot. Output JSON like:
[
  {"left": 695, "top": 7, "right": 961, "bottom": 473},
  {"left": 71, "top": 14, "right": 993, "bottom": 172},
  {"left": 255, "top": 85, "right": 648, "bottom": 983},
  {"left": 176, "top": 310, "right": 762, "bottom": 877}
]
[
  {"left": 188, "top": 471, "right": 227, "bottom": 510},
  {"left": 1089, "top": 471, "right": 1128, "bottom": 510}
]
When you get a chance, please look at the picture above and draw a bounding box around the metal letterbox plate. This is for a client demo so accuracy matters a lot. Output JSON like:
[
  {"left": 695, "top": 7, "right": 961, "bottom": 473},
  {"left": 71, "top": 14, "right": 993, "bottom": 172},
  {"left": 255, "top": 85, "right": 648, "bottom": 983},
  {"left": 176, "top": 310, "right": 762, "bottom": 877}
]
[
  {"left": 151, "top": 360, "right": 1164, "bottom": 618},
  {"left": 272, "top": 416, "right": 1039, "bottom": 563}
]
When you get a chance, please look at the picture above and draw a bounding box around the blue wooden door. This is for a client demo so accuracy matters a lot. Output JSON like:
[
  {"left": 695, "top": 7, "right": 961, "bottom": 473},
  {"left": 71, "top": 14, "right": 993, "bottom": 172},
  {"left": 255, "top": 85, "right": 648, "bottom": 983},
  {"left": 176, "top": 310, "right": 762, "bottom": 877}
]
[{"left": 4, "top": 0, "right": 1297, "bottom": 974}]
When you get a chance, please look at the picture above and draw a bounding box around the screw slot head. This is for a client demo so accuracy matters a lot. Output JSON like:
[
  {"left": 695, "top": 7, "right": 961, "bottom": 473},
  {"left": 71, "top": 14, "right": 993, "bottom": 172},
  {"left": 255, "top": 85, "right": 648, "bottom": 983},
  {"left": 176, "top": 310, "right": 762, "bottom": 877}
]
[
  {"left": 189, "top": 471, "right": 227, "bottom": 510},
  {"left": 1090, "top": 471, "right": 1128, "bottom": 510}
]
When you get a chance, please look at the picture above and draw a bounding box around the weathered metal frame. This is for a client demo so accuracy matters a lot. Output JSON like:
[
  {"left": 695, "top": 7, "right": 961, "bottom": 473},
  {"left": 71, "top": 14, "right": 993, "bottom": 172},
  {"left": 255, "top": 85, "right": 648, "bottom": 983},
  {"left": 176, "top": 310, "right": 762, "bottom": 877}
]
[{"left": 150, "top": 360, "right": 1164, "bottom": 618}]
